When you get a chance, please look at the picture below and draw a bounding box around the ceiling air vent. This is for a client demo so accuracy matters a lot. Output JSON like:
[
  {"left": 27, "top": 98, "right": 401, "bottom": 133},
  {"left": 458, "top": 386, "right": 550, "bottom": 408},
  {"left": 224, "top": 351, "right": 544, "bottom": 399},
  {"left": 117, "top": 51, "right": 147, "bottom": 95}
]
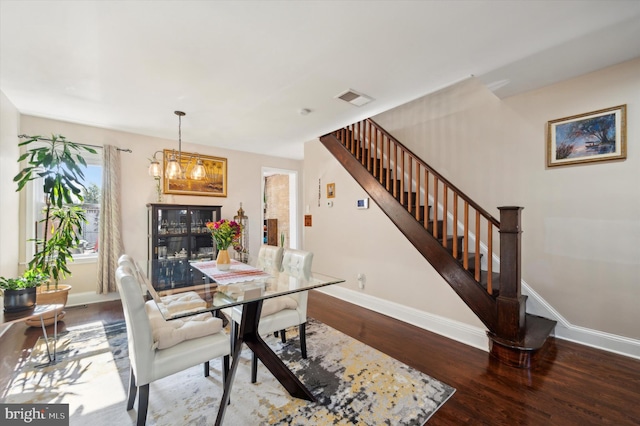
[{"left": 336, "top": 89, "right": 374, "bottom": 107}]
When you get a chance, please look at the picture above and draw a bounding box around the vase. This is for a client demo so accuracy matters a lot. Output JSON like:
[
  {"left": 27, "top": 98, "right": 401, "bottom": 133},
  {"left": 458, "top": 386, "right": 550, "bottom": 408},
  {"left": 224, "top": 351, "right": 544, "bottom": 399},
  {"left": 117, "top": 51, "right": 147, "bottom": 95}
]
[{"left": 216, "top": 249, "right": 231, "bottom": 271}]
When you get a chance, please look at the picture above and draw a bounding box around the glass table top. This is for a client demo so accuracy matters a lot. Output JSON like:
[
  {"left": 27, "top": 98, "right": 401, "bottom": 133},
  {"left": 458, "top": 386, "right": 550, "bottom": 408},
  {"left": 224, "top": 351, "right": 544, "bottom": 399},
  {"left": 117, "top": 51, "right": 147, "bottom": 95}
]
[{"left": 140, "top": 259, "right": 344, "bottom": 320}]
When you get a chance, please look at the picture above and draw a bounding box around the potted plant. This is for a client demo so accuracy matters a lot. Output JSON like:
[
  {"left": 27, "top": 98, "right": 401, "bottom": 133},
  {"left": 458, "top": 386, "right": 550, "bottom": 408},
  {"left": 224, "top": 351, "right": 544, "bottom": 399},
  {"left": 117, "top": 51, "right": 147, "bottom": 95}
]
[
  {"left": 14, "top": 134, "right": 96, "bottom": 324},
  {"left": 0, "top": 269, "right": 47, "bottom": 312}
]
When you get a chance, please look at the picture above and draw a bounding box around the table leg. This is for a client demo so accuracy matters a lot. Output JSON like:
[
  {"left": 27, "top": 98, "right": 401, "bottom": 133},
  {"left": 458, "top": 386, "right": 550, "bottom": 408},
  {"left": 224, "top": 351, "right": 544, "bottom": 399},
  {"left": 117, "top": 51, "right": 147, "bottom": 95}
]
[
  {"left": 52, "top": 308, "right": 58, "bottom": 362},
  {"left": 242, "top": 301, "right": 315, "bottom": 401},
  {"left": 39, "top": 314, "right": 52, "bottom": 363},
  {"left": 36, "top": 309, "right": 59, "bottom": 367},
  {"left": 214, "top": 299, "right": 315, "bottom": 426}
]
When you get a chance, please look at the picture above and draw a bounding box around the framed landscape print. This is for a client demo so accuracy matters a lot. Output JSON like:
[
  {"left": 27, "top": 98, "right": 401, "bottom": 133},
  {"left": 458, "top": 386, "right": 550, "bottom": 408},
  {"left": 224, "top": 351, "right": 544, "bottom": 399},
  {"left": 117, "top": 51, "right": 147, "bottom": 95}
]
[
  {"left": 547, "top": 105, "right": 626, "bottom": 167},
  {"left": 163, "top": 150, "right": 227, "bottom": 197}
]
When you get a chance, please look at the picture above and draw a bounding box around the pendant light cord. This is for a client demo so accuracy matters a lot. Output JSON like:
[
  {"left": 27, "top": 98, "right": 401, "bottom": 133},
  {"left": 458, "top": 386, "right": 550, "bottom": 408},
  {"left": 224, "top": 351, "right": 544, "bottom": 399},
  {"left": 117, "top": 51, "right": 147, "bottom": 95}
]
[{"left": 176, "top": 110, "right": 185, "bottom": 163}]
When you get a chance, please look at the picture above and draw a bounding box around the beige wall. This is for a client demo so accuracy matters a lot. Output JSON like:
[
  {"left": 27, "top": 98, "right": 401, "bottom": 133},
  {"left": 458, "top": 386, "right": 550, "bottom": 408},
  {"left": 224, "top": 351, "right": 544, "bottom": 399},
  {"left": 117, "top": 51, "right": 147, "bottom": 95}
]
[
  {"left": 14, "top": 116, "right": 303, "bottom": 298},
  {"left": 305, "top": 58, "right": 639, "bottom": 341},
  {"left": 0, "top": 92, "right": 20, "bottom": 278}
]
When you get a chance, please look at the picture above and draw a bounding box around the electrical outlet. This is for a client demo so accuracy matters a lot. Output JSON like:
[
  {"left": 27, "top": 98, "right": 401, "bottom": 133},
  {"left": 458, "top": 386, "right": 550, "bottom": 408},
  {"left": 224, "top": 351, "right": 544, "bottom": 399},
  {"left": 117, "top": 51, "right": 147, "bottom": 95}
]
[{"left": 357, "top": 273, "right": 365, "bottom": 289}]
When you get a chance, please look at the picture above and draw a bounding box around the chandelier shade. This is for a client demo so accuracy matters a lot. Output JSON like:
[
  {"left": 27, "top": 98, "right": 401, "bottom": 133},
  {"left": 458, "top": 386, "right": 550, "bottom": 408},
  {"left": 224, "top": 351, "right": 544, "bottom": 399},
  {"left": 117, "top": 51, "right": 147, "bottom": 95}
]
[
  {"left": 165, "top": 150, "right": 182, "bottom": 179},
  {"left": 148, "top": 158, "right": 161, "bottom": 177},
  {"left": 190, "top": 156, "right": 206, "bottom": 180}
]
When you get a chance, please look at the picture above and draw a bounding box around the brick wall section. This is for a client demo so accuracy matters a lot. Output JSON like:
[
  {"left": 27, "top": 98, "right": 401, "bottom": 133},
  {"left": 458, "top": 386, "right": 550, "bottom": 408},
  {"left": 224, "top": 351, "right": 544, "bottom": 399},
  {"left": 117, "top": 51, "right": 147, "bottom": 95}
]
[{"left": 265, "top": 174, "right": 289, "bottom": 247}]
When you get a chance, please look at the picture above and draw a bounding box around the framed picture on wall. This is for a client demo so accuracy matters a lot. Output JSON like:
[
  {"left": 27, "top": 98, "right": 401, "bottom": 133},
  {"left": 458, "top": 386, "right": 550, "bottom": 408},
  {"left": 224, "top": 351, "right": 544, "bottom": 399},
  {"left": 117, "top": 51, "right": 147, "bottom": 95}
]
[
  {"left": 163, "top": 150, "right": 227, "bottom": 197},
  {"left": 547, "top": 105, "right": 626, "bottom": 167},
  {"left": 327, "top": 183, "right": 335, "bottom": 198}
]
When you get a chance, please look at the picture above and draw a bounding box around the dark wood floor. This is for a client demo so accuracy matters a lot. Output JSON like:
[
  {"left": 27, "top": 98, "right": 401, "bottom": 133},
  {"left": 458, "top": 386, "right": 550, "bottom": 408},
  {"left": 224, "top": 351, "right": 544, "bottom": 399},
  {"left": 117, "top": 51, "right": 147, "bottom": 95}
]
[{"left": 2, "top": 292, "right": 639, "bottom": 425}]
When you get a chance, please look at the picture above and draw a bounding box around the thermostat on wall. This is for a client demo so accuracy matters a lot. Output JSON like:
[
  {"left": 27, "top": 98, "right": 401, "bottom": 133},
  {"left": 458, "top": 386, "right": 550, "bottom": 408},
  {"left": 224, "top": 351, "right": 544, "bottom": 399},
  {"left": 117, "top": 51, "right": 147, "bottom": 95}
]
[{"left": 356, "top": 198, "right": 369, "bottom": 209}]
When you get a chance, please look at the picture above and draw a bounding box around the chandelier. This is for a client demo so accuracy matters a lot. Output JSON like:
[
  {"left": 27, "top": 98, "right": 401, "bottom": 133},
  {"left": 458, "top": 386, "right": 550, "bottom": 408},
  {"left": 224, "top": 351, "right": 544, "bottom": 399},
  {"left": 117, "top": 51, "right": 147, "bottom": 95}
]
[{"left": 148, "top": 111, "right": 206, "bottom": 180}]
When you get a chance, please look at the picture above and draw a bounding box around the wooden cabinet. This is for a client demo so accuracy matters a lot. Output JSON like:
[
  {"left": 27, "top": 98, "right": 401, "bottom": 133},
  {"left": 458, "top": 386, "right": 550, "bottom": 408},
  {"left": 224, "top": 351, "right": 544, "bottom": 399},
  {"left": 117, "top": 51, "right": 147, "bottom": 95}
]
[
  {"left": 147, "top": 203, "right": 221, "bottom": 287},
  {"left": 263, "top": 218, "right": 278, "bottom": 246}
]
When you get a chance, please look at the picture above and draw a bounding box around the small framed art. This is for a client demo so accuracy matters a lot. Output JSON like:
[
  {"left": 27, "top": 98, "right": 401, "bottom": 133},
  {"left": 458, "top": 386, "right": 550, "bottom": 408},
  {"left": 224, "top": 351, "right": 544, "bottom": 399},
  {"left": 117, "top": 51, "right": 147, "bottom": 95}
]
[{"left": 327, "top": 183, "right": 336, "bottom": 198}]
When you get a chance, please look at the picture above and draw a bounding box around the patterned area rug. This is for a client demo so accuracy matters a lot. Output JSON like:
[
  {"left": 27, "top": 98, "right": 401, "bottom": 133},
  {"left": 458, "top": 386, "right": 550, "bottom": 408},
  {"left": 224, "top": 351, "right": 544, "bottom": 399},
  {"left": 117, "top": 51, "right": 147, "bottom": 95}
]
[{"left": 4, "top": 318, "right": 455, "bottom": 425}]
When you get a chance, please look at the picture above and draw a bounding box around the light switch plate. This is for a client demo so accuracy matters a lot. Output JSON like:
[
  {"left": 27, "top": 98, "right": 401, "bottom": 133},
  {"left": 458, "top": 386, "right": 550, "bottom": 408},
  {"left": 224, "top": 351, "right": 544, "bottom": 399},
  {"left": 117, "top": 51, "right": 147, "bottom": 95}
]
[{"left": 356, "top": 198, "right": 369, "bottom": 209}]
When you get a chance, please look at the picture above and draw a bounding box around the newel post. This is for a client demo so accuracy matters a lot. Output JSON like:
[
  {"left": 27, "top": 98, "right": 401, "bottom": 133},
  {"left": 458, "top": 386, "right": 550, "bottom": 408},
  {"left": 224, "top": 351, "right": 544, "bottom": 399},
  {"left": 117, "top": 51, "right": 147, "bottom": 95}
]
[{"left": 496, "top": 206, "right": 526, "bottom": 341}]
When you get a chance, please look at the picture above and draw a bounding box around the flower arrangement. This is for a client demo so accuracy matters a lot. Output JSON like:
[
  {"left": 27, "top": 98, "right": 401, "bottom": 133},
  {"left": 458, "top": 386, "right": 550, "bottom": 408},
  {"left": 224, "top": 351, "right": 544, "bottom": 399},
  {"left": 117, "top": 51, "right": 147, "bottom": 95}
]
[{"left": 205, "top": 219, "right": 242, "bottom": 251}]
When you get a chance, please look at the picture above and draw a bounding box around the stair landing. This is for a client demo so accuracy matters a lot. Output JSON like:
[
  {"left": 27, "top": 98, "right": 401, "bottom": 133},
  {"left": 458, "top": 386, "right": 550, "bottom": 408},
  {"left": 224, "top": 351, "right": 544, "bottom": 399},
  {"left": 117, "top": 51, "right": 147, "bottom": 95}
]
[{"left": 487, "top": 314, "right": 557, "bottom": 368}]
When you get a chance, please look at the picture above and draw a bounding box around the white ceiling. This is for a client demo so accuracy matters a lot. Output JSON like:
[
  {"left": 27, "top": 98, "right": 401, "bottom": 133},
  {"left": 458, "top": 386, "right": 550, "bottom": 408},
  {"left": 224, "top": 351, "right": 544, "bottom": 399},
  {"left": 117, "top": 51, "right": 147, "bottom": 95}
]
[{"left": 1, "top": 1, "right": 639, "bottom": 159}]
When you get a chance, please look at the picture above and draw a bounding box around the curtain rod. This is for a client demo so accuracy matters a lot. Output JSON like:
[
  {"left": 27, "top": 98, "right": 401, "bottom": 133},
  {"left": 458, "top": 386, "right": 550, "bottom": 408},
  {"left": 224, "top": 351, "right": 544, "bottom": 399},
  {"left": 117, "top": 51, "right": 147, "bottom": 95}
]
[{"left": 18, "top": 134, "right": 132, "bottom": 153}]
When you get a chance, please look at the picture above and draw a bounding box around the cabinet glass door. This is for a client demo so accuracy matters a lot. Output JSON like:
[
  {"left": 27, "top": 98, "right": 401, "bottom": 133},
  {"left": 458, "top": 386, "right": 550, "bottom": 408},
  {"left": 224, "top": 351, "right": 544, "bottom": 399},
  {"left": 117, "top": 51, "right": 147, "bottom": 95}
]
[
  {"left": 156, "top": 207, "right": 189, "bottom": 259},
  {"left": 190, "top": 207, "right": 219, "bottom": 261},
  {"left": 148, "top": 204, "right": 221, "bottom": 288}
]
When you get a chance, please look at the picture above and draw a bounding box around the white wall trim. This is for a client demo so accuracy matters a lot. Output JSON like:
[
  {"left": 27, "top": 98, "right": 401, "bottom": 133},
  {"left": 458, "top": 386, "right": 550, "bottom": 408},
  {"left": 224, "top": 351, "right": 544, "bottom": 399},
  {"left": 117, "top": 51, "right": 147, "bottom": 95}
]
[
  {"left": 318, "top": 282, "right": 640, "bottom": 361},
  {"left": 262, "top": 167, "right": 299, "bottom": 249},
  {"left": 317, "top": 285, "right": 489, "bottom": 352},
  {"left": 67, "top": 291, "right": 121, "bottom": 307},
  {"left": 68, "top": 279, "right": 640, "bottom": 360},
  {"left": 521, "top": 281, "right": 640, "bottom": 360}
]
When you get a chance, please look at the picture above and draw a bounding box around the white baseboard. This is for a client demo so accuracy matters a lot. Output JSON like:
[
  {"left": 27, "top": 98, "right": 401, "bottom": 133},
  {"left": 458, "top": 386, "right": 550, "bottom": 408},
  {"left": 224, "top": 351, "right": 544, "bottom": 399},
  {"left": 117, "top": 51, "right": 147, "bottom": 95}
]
[
  {"left": 67, "top": 284, "right": 640, "bottom": 360},
  {"left": 67, "top": 291, "right": 121, "bottom": 307},
  {"left": 521, "top": 282, "right": 640, "bottom": 360},
  {"left": 317, "top": 286, "right": 489, "bottom": 352},
  {"left": 317, "top": 284, "right": 640, "bottom": 361}
]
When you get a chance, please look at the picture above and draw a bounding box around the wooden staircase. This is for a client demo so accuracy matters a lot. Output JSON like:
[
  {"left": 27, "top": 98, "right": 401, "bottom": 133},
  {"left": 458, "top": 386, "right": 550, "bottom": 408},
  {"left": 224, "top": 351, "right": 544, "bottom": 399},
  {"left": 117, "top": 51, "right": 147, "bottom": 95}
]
[{"left": 320, "top": 118, "right": 556, "bottom": 368}]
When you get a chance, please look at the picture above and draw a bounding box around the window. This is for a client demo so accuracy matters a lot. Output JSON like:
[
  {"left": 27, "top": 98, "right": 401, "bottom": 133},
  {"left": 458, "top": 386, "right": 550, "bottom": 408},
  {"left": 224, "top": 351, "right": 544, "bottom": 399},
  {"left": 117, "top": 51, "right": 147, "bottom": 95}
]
[
  {"left": 76, "top": 162, "right": 102, "bottom": 258},
  {"left": 28, "top": 145, "right": 103, "bottom": 263}
]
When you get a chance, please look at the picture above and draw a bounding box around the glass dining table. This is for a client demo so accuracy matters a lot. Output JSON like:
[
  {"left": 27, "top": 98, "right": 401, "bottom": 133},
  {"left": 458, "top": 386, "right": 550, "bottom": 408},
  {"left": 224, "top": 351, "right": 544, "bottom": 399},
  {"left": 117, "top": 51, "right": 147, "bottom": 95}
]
[{"left": 143, "top": 258, "right": 345, "bottom": 425}]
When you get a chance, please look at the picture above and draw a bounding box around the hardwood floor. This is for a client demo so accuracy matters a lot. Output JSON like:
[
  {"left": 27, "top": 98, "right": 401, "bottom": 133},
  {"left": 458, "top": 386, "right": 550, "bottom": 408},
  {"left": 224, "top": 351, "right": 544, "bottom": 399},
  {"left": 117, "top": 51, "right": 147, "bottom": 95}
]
[{"left": 2, "top": 294, "right": 639, "bottom": 425}]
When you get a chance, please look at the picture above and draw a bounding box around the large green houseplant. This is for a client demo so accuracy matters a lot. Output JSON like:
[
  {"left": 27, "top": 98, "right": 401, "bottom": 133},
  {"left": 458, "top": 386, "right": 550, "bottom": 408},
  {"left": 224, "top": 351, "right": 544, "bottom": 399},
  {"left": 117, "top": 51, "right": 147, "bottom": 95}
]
[{"left": 13, "top": 134, "right": 95, "bottom": 322}]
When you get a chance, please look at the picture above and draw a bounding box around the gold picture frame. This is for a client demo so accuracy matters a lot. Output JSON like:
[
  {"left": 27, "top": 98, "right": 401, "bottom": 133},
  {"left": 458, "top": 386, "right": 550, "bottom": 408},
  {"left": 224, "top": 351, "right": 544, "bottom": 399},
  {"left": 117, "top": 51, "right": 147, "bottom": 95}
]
[
  {"left": 327, "top": 183, "right": 335, "bottom": 198},
  {"left": 163, "top": 149, "right": 227, "bottom": 197},
  {"left": 547, "top": 105, "right": 626, "bottom": 167}
]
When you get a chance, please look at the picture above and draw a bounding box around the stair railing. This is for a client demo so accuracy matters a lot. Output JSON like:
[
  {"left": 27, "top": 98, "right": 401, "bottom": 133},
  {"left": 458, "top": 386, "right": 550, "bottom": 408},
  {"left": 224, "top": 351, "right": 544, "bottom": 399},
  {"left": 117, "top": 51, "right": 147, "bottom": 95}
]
[{"left": 332, "top": 118, "right": 501, "bottom": 296}]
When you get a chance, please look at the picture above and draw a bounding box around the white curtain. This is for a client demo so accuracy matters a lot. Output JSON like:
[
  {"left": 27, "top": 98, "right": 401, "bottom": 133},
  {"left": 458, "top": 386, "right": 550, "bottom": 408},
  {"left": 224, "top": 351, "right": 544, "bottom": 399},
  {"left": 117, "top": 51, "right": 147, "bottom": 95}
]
[{"left": 97, "top": 145, "right": 123, "bottom": 294}]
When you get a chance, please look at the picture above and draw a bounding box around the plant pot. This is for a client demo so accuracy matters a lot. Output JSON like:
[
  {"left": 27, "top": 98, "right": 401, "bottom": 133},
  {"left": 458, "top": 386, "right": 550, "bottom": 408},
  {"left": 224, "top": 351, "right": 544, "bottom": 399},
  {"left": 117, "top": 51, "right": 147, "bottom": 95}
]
[
  {"left": 3, "top": 287, "right": 37, "bottom": 312},
  {"left": 25, "top": 284, "right": 71, "bottom": 327}
]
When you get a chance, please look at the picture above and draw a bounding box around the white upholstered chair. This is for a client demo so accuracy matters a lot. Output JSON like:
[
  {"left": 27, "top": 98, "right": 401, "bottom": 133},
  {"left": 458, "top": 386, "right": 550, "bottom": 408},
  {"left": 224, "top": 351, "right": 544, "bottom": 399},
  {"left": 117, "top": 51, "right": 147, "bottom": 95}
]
[
  {"left": 228, "top": 248, "right": 313, "bottom": 383},
  {"left": 116, "top": 265, "right": 230, "bottom": 426},
  {"left": 255, "top": 244, "right": 283, "bottom": 273}
]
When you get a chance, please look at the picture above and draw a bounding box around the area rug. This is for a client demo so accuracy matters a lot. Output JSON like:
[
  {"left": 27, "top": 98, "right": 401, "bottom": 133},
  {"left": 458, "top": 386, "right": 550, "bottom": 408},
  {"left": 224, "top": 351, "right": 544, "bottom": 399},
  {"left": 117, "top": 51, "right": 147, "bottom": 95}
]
[{"left": 4, "top": 318, "right": 455, "bottom": 425}]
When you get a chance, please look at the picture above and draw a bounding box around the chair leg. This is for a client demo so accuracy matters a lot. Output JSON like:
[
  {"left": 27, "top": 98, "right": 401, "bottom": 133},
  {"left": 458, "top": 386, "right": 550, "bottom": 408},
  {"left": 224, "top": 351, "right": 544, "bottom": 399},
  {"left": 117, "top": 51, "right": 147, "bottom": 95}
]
[
  {"left": 223, "top": 354, "right": 231, "bottom": 405},
  {"left": 222, "top": 355, "right": 230, "bottom": 384},
  {"left": 251, "top": 351, "right": 258, "bottom": 383},
  {"left": 127, "top": 367, "right": 137, "bottom": 410},
  {"left": 137, "top": 384, "right": 149, "bottom": 426},
  {"left": 299, "top": 323, "right": 307, "bottom": 359},
  {"left": 230, "top": 320, "right": 238, "bottom": 354},
  {"left": 204, "top": 361, "right": 210, "bottom": 377},
  {"left": 280, "top": 329, "right": 286, "bottom": 343}
]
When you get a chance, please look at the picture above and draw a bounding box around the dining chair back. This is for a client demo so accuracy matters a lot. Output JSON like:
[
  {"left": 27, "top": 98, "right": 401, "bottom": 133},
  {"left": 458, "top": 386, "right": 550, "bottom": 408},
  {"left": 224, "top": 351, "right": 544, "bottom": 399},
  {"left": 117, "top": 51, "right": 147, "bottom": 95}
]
[
  {"left": 230, "top": 248, "right": 313, "bottom": 383},
  {"left": 116, "top": 264, "right": 230, "bottom": 426},
  {"left": 256, "top": 244, "right": 283, "bottom": 273},
  {"left": 281, "top": 248, "right": 313, "bottom": 278}
]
